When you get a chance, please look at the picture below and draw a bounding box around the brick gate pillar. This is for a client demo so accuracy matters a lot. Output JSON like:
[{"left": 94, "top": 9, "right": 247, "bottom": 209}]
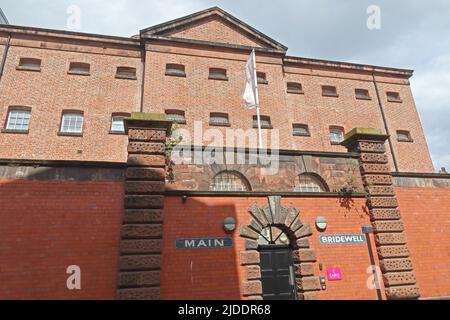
[
  {"left": 117, "top": 113, "right": 172, "bottom": 300},
  {"left": 342, "top": 128, "right": 420, "bottom": 300}
]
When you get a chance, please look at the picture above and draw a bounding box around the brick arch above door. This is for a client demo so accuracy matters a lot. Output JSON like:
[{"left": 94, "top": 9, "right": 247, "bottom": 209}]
[{"left": 239, "top": 196, "right": 322, "bottom": 300}]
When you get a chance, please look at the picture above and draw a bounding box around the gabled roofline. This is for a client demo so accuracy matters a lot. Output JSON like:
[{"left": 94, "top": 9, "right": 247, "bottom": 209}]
[
  {"left": 284, "top": 56, "right": 414, "bottom": 78},
  {"left": 140, "top": 6, "right": 288, "bottom": 52}
]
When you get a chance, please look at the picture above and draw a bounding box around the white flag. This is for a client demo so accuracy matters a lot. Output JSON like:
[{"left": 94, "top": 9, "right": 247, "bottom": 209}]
[{"left": 243, "top": 50, "right": 258, "bottom": 109}]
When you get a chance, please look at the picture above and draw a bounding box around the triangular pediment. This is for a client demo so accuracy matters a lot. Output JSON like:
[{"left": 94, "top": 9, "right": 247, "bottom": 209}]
[{"left": 140, "top": 7, "right": 287, "bottom": 52}]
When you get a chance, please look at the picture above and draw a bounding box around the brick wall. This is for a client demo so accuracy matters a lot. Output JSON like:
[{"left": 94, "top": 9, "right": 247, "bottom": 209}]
[
  {"left": 0, "top": 33, "right": 141, "bottom": 163},
  {"left": 0, "top": 24, "right": 435, "bottom": 173},
  {"left": 396, "top": 187, "right": 450, "bottom": 298},
  {"left": 161, "top": 196, "right": 382, "bottom": 300},
  {"left": 0, "top": 180, "right": 124, "bottom": 299}
]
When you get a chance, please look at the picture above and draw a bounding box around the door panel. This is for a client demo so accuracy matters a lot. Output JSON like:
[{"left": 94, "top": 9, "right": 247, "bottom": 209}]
[{"left": 260, "top": 247, "right": 296, "bottom": 300}]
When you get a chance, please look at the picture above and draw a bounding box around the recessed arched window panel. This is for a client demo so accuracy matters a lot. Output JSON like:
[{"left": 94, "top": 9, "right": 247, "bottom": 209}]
[
  {"left": 210, "top": 171, "right": 251, "bottom": 192},
  {"left": 258, "top": 227, "right": 290, "bottom": 246},
  {"left": 294, "top": 173, "right": 328, "bottom": 193}
]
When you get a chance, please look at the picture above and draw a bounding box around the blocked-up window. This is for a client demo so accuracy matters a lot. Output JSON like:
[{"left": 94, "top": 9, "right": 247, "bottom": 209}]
[
  {"left": 209, "top": 68, "right": 228, "bottom": 80},
  {"left": 287, "top": 82, "right": 303, "bottom": 94},
  {"left": 322, "top": 85, "right": 338, "bottom": 97},
  {"left": 18, "top": 58, "right": 41, "bottom": 71},
  {"left": 387, "top": 91, "right": 402, "bottom": 102},
  {"left": 253, "top": 115, "right": 272, "bottom": 129},
  {"left": 257, "top": 72, "right": 268, "bottom": 84},
  {"left": 293, "top": 124, "right": 310, "bottom": 137},
  {"left": 116, "top": 67, "right": 137, "bottom": 79},
  {"left": 209, "top": 113, "right": 230, "bottom": 126},
  {"left": 294, "top": 173, "right": 328, "bottom": 193},
  {"left": 355, "top": 88, "right": 371, "bottom": 100},
  {"left": 165, "top": 110, "right": 186, "bottom": 124},
  {"left": 69, "top": 62, "right": 90, "bottom": 75},
  {"left": 166, "top": 64, "right": 186, "bottom": 77},
  {"left": 397, "top": 130, "right": 413, "bottom": 142}
]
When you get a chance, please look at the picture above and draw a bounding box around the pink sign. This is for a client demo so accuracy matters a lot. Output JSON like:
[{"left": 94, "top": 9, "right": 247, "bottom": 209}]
[{"left": 327, "top": 268, "right": 342, "bottom": 281}]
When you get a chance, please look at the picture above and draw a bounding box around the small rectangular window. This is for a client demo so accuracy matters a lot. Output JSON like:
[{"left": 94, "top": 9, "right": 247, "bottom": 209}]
[
  {"left": 116, "top": 67, "right": 137, "bottom": 80},
  {"left": 166, "top": 64, "right": 186, "bottom": 77},
  {"left": 69, "top": 62, "right": 90, "bottom": 75},
  {"left": 210, "top": 113, "right": 230, "bottom": 127},
  {"left": 257, "top": 72, "right": 268, "bottom": 85},
  {"left": 209, "top": 68, "right": 228, "bottom": 81},
  {"left": 329, "top": 126, "right": 345, "bottom": 144},
  {"left": 253, "top": 115, "right": 272, "bottom": 129},
  {"left": 17, "top": 58, "right": 41, "bottom": 71},
  {"left": 165, "top": 110, "right": 186, "bottom": 124},
  {"left": 287, "top": 82, "right": 304, "bottom": 94},
  {"left": 322, "top": 85, "right": 338, "bottom": 97},
  {"left": 293, "top": 124, "right": 310, "bottom": 137},
  {"left": 110, "top": 114, "right": 130, "bottom": 134},
  {"left": 5, "top": 108, "right": 31, "bottom": 132},
  {"left": 387, "top": 91, "right": 402, "bottom": 102},
  {"left": 60, "top": 112, "right": 84, "bottom": 135},
  {"left": 355, "top": 89, "right": 371, "bottom": 100},
  {"left": 397, "top": 130, "right": 413, "bottom": 142}
]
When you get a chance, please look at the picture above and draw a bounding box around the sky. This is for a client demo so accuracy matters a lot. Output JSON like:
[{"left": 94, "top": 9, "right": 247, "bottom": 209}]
[{"left": 1, "top": 0, "right": 449, "bottom": 171}]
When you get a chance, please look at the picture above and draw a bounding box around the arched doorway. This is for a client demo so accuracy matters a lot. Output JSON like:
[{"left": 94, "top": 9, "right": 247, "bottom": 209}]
[
  {"left": 258, "top": 227, "right": 297, "bottom": 300},
  {"left": 239, "top": 196, "right": 321, "bottom": 300}
]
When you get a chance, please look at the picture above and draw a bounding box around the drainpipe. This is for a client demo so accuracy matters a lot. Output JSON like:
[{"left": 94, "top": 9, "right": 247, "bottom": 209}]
[
  {"left": 139, "top": 39, "right": 146, "bottom": 113},
  {"left": 372, "top": 68, "right": 399, "bottom": 172},
  {"left": 0, "top": 33, "right": 11, "bottom": 84}
]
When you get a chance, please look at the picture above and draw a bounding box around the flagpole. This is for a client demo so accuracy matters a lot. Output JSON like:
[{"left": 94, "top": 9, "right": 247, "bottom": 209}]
[{"left": 251, "top": 48, "right": 263, "bottom": 150}]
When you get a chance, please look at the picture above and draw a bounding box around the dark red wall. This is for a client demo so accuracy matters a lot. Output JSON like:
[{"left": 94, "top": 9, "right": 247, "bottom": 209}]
[{"left": 0, "top": 180, "right": 123, "bottom": 300}]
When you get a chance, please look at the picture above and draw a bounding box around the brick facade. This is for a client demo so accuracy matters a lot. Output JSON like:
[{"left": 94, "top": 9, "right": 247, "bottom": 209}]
[
  {"left": 0, "top": 7, "right": 448, "bottom": 301},
  {"left": 0, "top": 7, "right": 435, "bottom": 173}
]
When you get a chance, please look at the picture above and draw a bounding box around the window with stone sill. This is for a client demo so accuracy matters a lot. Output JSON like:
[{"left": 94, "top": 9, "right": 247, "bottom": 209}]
[
  {"left": 287, "top": 82, "right": 304, "bottom": 94},
  {"left": 4, "top": 108, "right": 31, "bottom": 132},
  {"left": 387, "top": 91, "right": 402, "bottom": 103},
  {"left": 257, "top": 72, "right": 268, "bottom": 84},
  {"left": 322, "top": 85, "right": 338, "bottom": 97},
  {"left": 116, "top": 67, "right": 137, "bottom": 80},
  {"left": 209, "top": 113, "right": 230, "bottom": 127},
  {"left": 17, "top": 58, "right": 41, "bottom": 71},
  {"left": 329, "top": 126, "right": 345, "bottom": 145},
  {"left": 355, "top": 88, "right": 371, "bottom": 100},
  {"left": 165, "top": 110, "right": 186, "bottom": 124},
  {"left": 69, "top": 62, "right": 90, "bottom": 75},
  {"left": 166, "top": 64, "right": 186, "bottom": 77},
  {"left": 253, "top": 115, "right": 272, "bottom": 129},
  {"left": 209, "top": 68, "right": 228, "bottom": 81},
  {"left": 293, "top": 124, "right": 310, "bottom": 137},
  {"left": 210, "top": 171, "right": 251, "bottom": 192},
  {"left": 397, "top": 130, "right": 413, "bottom": 142}
]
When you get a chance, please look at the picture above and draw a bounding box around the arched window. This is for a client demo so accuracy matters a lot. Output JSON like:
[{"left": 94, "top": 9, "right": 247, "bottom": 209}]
[
  {"left": 258, "top": 226, "right": 290, "bottom": 246},
  {"left": 294, "top": 173, "right": 328, "bottom": 193},
  {"left": 210, "top": 171, "right": 251, "bottom": 192}
]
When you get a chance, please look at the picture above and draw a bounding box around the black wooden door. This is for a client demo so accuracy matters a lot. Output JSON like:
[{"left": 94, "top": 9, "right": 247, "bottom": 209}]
[{"left": 259, "top": 246, "right": 296, "bottom": 300}]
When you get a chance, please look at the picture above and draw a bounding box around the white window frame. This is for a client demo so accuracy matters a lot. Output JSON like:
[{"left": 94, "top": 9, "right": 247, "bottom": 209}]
[
  {"left": 111, "top": 116, "right": 126, "bottom": 133},
  {"left": 6, "top": 109, "right": 31, "bottom": 131},
  {"left": 329, "top": 128, "right": 344, "bottom": 144},
  {"left": 61, "top": 112, "right": 84, "bottom": 134}
]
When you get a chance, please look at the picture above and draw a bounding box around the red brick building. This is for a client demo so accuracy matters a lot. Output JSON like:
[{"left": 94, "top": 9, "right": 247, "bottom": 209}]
[{"left": 0, "top": 7, "right": 449, "bottom": 300}]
